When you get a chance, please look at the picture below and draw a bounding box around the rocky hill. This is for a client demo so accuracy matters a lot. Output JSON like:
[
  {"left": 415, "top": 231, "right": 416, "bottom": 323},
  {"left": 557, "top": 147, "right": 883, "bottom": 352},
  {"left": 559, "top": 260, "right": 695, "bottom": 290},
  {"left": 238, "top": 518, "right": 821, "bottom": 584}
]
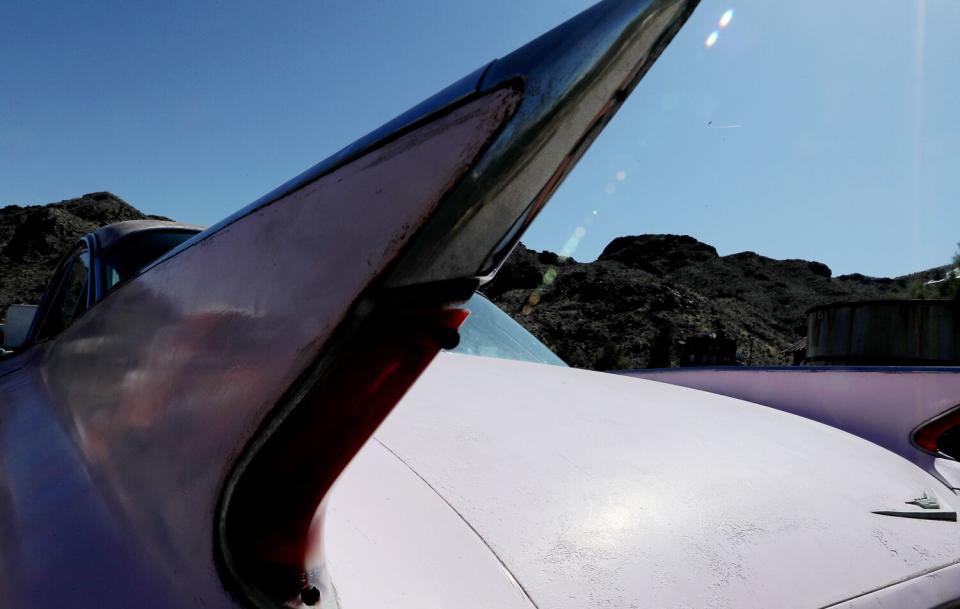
[
  {"left": 0, "top": 194, "right": 948, "bottom": 370},
  {"left": 483, "top": 236, "right": 946, "bottom": 369},
  {"left": 0, "top": 192, "right": 165, "bottom": 313}
]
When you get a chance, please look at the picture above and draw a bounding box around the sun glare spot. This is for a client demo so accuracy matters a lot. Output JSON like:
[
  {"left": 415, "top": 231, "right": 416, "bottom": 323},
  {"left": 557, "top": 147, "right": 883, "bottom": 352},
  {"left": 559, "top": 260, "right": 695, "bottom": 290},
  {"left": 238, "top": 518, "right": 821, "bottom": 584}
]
[
  {"left": 705, "top": 31, "right": 719, "bottom": 48},
  {"left": 719, "top": 9, "right": 734, "bottom": 28},
  {"left": 526, "top": 221, "right": 595, "bottom": 313}
]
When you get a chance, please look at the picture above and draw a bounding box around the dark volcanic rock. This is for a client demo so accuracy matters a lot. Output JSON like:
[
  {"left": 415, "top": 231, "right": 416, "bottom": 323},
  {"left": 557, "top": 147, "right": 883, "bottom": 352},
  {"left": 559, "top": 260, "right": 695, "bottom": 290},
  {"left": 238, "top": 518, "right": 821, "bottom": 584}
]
[
  {"left": 0, "top": 194, "right": 944, "bottom": 372},
  {"left": 599, "top": 234, "right": 718, "bottom": 276},
  {"left": 483, "top": 236, "right": 920, "bottom": 370},
  {"left": 0, "top": 192, "right": 151, "bottom": 315}
]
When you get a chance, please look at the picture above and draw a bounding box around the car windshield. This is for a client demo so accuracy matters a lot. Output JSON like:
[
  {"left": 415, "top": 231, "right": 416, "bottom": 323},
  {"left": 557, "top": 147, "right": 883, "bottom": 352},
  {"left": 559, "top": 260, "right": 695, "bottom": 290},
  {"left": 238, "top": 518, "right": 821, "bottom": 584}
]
[{"left": 450, "top": 293, "right": 567, "bottom": 367}]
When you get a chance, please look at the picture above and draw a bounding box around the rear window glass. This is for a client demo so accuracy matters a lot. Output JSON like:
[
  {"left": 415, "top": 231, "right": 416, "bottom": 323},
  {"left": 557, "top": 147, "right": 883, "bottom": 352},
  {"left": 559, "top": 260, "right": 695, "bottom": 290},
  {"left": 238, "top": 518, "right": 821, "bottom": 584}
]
[
  {"left": 450, "top": 293, "right": 566, "bottom": 367},
  {"left": 104, "top": 231, "right": 198, "bottom": 291}
]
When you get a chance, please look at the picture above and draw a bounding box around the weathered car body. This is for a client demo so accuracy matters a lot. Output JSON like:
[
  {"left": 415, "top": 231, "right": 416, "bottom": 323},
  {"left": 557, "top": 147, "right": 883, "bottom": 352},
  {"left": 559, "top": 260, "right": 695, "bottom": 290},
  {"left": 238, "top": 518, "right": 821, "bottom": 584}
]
[
  {"left": 329, "top": 354, "right": 960, "bottom": 609},
  {"left": 621, "top": 366, "right": 960, "bottom": 489},
  {"left": 0, "top": 1, "right": 703, "bottom": 607},
  {"left": 4, "top": 0, "right": 960, "bottom": 607}
]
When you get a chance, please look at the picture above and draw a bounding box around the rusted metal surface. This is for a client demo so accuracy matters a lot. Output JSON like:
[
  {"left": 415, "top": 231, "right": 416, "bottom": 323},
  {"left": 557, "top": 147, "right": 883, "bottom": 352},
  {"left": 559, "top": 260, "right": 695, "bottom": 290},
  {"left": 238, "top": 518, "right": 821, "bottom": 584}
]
[{"left": 807, "top": 300, "right": 960, "bottom": 365}]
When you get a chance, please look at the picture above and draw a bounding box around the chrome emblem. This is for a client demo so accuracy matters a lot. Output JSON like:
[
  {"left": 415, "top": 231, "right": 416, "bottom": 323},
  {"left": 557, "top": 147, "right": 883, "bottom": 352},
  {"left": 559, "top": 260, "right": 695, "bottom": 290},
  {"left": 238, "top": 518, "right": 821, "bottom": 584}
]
[
  {"left": 873, "top": 492, "right": 956, "bottom": 522},
  {"left": 906, "top": 493, "right": 940, "bottom": 510}
]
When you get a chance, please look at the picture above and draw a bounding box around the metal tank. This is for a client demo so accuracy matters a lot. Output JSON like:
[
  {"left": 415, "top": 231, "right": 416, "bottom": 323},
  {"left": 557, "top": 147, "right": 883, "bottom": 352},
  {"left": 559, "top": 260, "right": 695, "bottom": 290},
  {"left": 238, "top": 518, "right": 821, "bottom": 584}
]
[{"left": 806, "top": 299, "right": 960, "bottom": 365}]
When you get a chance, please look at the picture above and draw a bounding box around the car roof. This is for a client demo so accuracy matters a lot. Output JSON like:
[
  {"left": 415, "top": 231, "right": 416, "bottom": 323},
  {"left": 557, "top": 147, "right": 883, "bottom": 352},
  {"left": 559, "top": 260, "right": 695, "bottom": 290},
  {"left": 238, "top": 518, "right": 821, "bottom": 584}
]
[{"left": 91, "top": 220, "right": 206, "bottom": 251}]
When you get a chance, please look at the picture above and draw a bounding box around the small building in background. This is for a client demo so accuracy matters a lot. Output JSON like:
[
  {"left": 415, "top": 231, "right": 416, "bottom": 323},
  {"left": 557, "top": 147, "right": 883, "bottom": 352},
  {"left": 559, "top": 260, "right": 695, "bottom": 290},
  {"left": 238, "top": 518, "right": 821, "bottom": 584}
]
[{"left": 805, "top": 300, "right": 959, "bottom": 366}]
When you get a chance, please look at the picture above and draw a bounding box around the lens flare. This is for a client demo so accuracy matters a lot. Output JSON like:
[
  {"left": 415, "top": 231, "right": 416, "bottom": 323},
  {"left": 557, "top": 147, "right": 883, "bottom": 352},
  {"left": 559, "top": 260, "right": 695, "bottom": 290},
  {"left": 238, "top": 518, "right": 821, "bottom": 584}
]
[
  {"left": 616, "top": 170, "right": 626, "bottom": 182},
  {"left": 705, "top": 31, "right": 719, "bottom": 48},
  {"left": 719, "top": 9, "right": 734, "bottom": 28},
  {"left": 560, "top": 226, "right": 587, "bottom": 258},
  {"left": 605, "top": 182, "right": 616, "bottom": 194},
  {"left": 526, "top": 222, "right": 592, "bottom": 314}
]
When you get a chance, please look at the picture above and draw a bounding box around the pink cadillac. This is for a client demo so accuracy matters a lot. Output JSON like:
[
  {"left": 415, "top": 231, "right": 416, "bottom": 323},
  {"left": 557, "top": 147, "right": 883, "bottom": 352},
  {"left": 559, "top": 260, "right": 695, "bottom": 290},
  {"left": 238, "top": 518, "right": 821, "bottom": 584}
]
[{"left": 2, "top": 1, "right": 959, "bottom": 608}]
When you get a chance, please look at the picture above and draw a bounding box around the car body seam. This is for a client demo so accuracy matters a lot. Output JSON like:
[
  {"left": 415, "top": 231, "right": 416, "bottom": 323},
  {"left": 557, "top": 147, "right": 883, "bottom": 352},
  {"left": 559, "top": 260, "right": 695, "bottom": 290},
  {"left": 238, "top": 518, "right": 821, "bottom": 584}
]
[
  {"left": 819, "top": 558, "right": 960, "bottom": 608},
  {"left": 372, "top": 437, "right": 541, "bottom": 609}
]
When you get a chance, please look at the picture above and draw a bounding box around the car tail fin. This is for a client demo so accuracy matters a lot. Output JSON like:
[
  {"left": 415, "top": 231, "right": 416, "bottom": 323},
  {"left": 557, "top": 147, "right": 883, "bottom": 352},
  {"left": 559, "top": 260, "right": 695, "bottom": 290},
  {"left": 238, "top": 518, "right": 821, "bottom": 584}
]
[
  {"left": 217, "top": 0, "right": 699, "bottom": 604},
  {"left": 39, "top": 2, "right": 696, "bottom": 606},
  {"left": 221, "top": 307, "right": 471, "bottom": 604},
  {"left": 386, "top": 0, "right": 699, "bottom": 288}
]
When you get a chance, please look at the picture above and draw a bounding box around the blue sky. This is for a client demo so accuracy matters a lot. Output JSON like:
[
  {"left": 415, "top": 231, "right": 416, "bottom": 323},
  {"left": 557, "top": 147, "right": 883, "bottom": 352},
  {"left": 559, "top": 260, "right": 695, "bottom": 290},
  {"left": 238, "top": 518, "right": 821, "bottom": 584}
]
[{"left": 2, "top": 0, "right": 957, "bottom": 277}]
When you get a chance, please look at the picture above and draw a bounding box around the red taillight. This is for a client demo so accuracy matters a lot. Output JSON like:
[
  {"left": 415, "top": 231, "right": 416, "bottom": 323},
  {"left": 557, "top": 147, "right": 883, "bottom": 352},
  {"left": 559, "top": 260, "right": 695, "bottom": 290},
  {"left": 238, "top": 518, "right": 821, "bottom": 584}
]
[
  {"left": 220, "top": 305, "right": 469, "bottom": 604},
  {"left": 913, "top": 405, "right": 960, "bottom": 456}
]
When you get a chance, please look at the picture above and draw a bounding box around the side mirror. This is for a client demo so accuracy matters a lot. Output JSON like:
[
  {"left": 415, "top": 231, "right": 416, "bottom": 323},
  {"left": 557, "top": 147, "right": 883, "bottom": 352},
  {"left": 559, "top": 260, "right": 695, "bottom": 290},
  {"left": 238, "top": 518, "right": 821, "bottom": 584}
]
[{"left": 3, "top": 304, "right": 38, "bottom": 351}]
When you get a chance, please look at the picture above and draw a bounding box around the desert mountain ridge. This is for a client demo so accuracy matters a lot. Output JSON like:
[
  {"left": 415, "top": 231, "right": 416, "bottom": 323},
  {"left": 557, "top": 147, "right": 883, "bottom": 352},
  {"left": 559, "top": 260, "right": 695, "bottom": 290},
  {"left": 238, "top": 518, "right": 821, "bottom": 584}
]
[
  {"left": 0, "top": 193, "right": 949, "bottom": 368},
  {"left": 482, "top": 236, "right": 950, "bottom": 368}
]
